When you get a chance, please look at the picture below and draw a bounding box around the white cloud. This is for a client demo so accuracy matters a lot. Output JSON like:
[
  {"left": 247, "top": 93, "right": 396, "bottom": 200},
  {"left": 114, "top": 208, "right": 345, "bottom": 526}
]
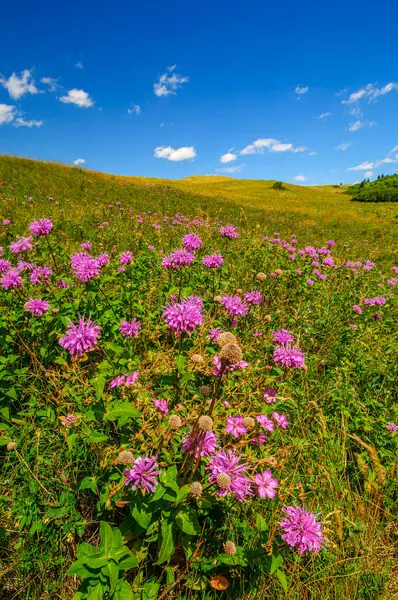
[
  {"left": 0, "top": 104, "right": 16, "bottom": 125},
  {"left": 348, "top": 105, "right": 362, "bottom": 117},
  {"left": 347, "top": 161, "right": 374, "bottom": 171},
  {"left": 271, "top": 143, "right": 293, "bottom": 152},
  {"left": 154, "top": 145, "right": 196, "bottom": 161},
  {"left": 217, "top": 165, "right": 243, "bottom": 173},
  {"left": 128, "top": 104, "right": 141, "bottom": 115},
  {"left": 40, "top": 76, "right": 59, "bottom": 92},
  {"left": 308, "top": 151, "right": 317, "bottom": 156},
  {"left": 364, "top": 171, "right": 373, "bottom": 177},
  {"left": 293, "top": 175, "right": 308, "bottom": 182},
  {"left": 240, "top": 138, "right": 278, "bottom": 155},
  {"left": 342, "top": 82, "right": 398, "bottom": 104},
  {"left": 73, "top": 158, "right": 86, "bottom": 166},
  {"left": 336, "top": 142, "right": 351, "bottom": 151},
  {"left": 347, "top": 120, "right": 376, "bottom": 132},
  {"left": 153, "top": 65, "right": 189, "bottom": 97},
  {"left": 75, "top": 61, "right": 84, "bottom": 69},
  {"left": 295, "top": 86, "right": 309, "bottom": 95},
  {"left": 0, "top": 69, "right": 39, "bottom": 100},
  {"left": 14, "top": 117, "right": 43, "bottom": 128},
  {"left": 59, "top": 89, "right": 94, "bottom": 108},
  {"left": 317, "top": 112, "right": 332, "bottom": 119},
  {"left": 220, "top": 152, "right": 237, "bottom": 163}
]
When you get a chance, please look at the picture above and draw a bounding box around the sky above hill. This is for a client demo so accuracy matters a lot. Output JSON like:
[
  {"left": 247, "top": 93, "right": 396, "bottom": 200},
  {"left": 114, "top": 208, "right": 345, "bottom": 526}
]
[{"left": 1, "top": 0, "right": 398, "bottom": 184}]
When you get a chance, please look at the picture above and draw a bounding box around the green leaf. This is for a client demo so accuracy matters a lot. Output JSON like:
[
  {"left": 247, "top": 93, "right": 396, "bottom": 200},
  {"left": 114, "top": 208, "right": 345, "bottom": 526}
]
[
  {"left": 116, "top": 580, "right": 134, "bottom": 600},
  {"left": 105, "top": 402, "right": 140, "bottom": 426},
  {"left": 77, "top": 542, "right": 97, "bottom": 559},
  {"left": 255, "top": 513, "right": 268, "bottom": 533},
  {"left": 276, "top": 568, "right": 288, "bottom": 592},
  {"left": 156, "top": 519, "right": 174, "bottom": 564},
  {"left": 78, "top": 476, "right": 98, "bottom": 494},
  {"left": 104, "top": 562, "right": 119, "bottom": 594},
  {"left": 270, "top": 552, "right": 283, "bottom": 575},
  {"left": 87, "top": 583, "right": 104, "bottom": 600},
  {"left": 100, "top": 521, "right": 114, "bottom": 554},
  {"left": 165, "top": 566, "right": 175, "bottom": 586},
  {"left": 175, "top": 506, "right": 201, "bottom": 536},
  {"left": 174, "top": 484, "right": 190, "bottom": 504},
  {"left": 175, "top": 355, "right": 186, "bottom": 373},
  {"left": 118, "top": 555, "right": 138, "bottom": 571},
  {"left": 93, "top": 374, "right": 106, "bottom": 400},
  {"left": 150, "top": 484, "right": 166, "bottom": 502},
  {"left": 130, "top": 496, "right": 153, "bottom": 530}
]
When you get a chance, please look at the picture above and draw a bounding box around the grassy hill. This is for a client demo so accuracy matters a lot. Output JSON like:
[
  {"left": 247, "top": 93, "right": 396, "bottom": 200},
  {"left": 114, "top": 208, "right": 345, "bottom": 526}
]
[
  {"left": 0, "top": 156, "right": 397, "bottom": 600},
  {"left": 346, "top": 174, "right": 398, "bottom": 203}
]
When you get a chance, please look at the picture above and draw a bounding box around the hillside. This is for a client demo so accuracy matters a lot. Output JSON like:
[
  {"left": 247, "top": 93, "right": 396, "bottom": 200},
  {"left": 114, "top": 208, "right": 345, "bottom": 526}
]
[{"left": 346, "top": 174, "right": 398, "bottom": 203}]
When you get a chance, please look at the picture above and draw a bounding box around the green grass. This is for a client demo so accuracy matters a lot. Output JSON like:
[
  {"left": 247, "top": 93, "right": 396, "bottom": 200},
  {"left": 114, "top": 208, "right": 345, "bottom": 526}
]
[{"left": 0, "top": 156, "right": 397, "bottom": 600}]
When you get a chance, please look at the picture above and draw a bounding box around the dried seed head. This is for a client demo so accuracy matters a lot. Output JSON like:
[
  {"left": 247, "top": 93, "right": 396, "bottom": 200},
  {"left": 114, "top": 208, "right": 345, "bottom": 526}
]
[
  {"left": 243, "top": 416, "right": 255, "bottom": 429},
  {"left": 256, "top": 272, "right": 267, "bottom": 281},
  {"left": 117, "top": 450, "right": 134, "bottom": 465},
  {"left": 199, "top": 385, "right": 211, "bottom": 397},
  {"left": 190, "top": 353, "right": 204, "bottom": 364},
  {"left": 198, "top": 415, "right": 213, "bottom": 431},
  {"left": 168, "top": 415, "right": 182, "bottom": 429},
  {"left": 190, "top": 481, "right": 203, "bottom": 498},
  {"left": 214, "top": 295, "right": 222, "bottom": 303},
  {"left": 236, "top": 288, "right": 243, "bottom": 294},
  {"left": 264, "top": 314, "right": 272, "bottom": 322},
  {"left": 216, "top": 331, "right": 237, "bottom": 348},
  {"left": 219, "top": 343, "right": 242, "bottom": 366},
  {"left": 216, "top": 473, "right": 232, "bottom": 489},
  {"left": 223, "top": 541, "right": 237, "bottom": 555},
  {"left": 7, "top": 441, "right": 17, "bottom": 451},
  {"left": 275, "top": 268, "right": 283, "bottom": 276}
]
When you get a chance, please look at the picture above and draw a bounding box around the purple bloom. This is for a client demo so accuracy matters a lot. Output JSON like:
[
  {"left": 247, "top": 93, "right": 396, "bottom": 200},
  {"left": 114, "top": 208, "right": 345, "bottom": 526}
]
[
  {"left": 363, "top": 297, "right": 386, "bottom": 306},
  {"left": 256, "top": 414, "right": 274, "bottom": 432},
  {"left": 24, "top": 298, "right": 50, "bottom": 316},
  {"left": 244, "top": 290, "right": 263, "bottom": 306},
  {"left": 226, "top": 416, "right": 247, "bottom": 439},
  {"left": 153, "top": 398, "right": 169, "bottom": 415},
  {"left": 208, "top": 327, "right": 224, "bottom": 343},
  {"left": 57, "top": 279, "right": 69, "bottom": 289},
  {"left": 119, "top": 251, "right": 133, "bottom": 265},
  {"left": 253, "top": 470, "right": 278, "bottom": 499},
  {"left": 388, "top": 278, "right": 397, "bottom": 287},
  {"left": 59, "top": 318, "right": 100, "bottom": 357},
  {"left": 0, "top": 259, "right": 11, "bottom": 274},
  {"left": 182, "top": 430, "right": 218, "bottom": 459},
  {"left": 272, "top": 412, "right": 290, "bottom": 429},
  {"left": 110, "top": 375, "right": 126, "bottom": 389},
  {"left": 2, "top": 219, "right": 11, "bottom": 226},
  {"left": 29, "top": 218, "right": 53, "bottom": 236},
  {"left": 206, "top": 450, "right": 252, "bottom": 501},
  {"left": 124, "top": 455, "right": 161, "bottom": 493},
  {"left": 30, "top": 266, "right": 52, "bottom": 285},
  {"left": 279, "top": 506, "right": 325, "bottom": 555},
  {"left": 161, "top": 249, "right": 195, "bottom": 270},
  {"left": 162, "top": 296, "right": 203, "bottom": 336},
  {"left": 263, "top": 388, "right": 278, "bottom": 404},
  {"left": 272, "top": 329, "right": 295, "bottom": 345},
  {"left": 221, "top": 295, "right": 248, "bottom": 317},
  {"left": 120, "top": 318, "right": 141, "bottom": 338},
  {"left": 80, "top": 242, "right": 92, "bottom": 250},
  {"left": 97, "top": 253, "right": 110, "bottom": 267},
  {"left": 125, "top": 371, "right": 140, "bottom": 386},
  {"left": 326, "top": 240, "right": 335, "bottom": 247},
  {"left": 363, "top": 260, "right": 375, "bottom": 271},
  {"left": 220, "top": 225, "right": 239, "bottom": 239},
  {"left": 1, "top": 270, "right": 24, "bottom": 290},
  {"left": 202, "top": 253, "right": 224, "bottom": 269},
  {"left": 9, "top": 236, "right": 33, "bottom": 254},
  {"left": 71, "top": 253, "right": 101, "bottom": 282},
  {"left": 322, "top": 257, "right": 335, "bottom": 267},
  {"left": 374, "top": 312, "right": 382, "bottom": 322},
  {"left": 306, "top": 279, "right": 314, "bottom": 287},
  {"left": 212, "top": 354, "right": 248, "bottom": 376},
  {"left": 352, "top": 305, "right": 362, "bottom": 314},
  {"left": 274, "top": 345, "right": 305, "bottom": 368},
  {"left": 251, "top": 434, "right": 268, "bottom": 446},
  {"left": 182, "top": 233, "right": 203, "bottom": 252},
  {"left": 387, "top": 422, "right": 397, "bottom": 433}
]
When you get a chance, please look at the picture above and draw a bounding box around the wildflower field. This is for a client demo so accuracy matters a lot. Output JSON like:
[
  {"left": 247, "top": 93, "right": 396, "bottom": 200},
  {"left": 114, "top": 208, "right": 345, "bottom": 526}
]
[{"left": 0, "top": 156, "right": 397, "bottom": 600}]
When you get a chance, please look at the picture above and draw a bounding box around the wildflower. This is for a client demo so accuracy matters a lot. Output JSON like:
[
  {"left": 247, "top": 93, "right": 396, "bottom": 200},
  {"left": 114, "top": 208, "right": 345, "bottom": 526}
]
[
  {"left": 279, "top": 506, "right": 325, "bottom": 554},
  {"left": 97, "top": 253, "right": 110, "bottom": 267},
  {"left": 198, "top": 415, "right": 213, "bottom": 431},
  {"left": 243, "top": 416, "right": 255, "bottom": 429},
  {"left": 190, "top": 353, "right": 203, "bottom": 364},
  {"left": 182, "top": 430, "right": 218, "bottom": 459},
  {"left": 220, "top": 225, "right": 239, "bottom": 239},
  {"left": 272, "top": 412, "right": 290, "bottom": 429},
  {"left": 30, "top": 266, "right": 52, "bottom": 285},
  {"left": 29, "top": 218, "right": 53, "bottom": 236},
  {"left": 161, "top": 249, "right": 195, "bottom": 270},
  {"left": 374, "top": 312, "right": 382, "bottom": 322},
  {"left": 272, "top": 329, "right": 295, "bottom": 345},
  {"left": 263, "top": 388, "right": 278, "bottom": 403},
  {"left": 202, "top": 253, "right": 224, "bottom": 268},
  {"left": 57, "top": 279, "right": 69, "bottom": 288},
  {"left": 1, "top": 270, "right": 24, "bottom": 290},
  {"left": 71, "top": 253, "right": 101, "bottom": 282},
  {"left": 80, "top": 241, "right": 92, "bottom": 250},
  {"left": 322, "top": 257, "right": 335, "bottom": 267},
  {"left": 244, "top": 290, "right": 263, "bottom": 305},
  {"left": 388, "top": 278, "right": 397, "bottom": 286},
  {"left": 124, "top": 455, "right": 161, "bottom": 493},
  {"left": 2, "top": 219, "right": 11, "bottom": 226},
  {"left": 306, "top": 279, "right": 314, "bottom": 286},
  {"left": 387, "top": 422, "right": 397, "bottom": 432},
  {"left": 0, "top": 259, "right": 11, "bottom": 274},
  {"left": 117, "top": 450, "right": 134, "bottom": 465},
  {"left": 352, "top": 305, "right": 362, "bottom": 314},
  {"left": 120, "top": 318, "right": 141, "bottom": 338},
  {"left": 327, "top": 240, "right": 335, "bottom": 247},
  {"left": 251, "top": 434, "right": 268, "bottom": 446},
  {"left": 212, "top": 354, "right": 248, "bottom": 376},
  {"left": 208, "top": 327, "right": 224, "bottom": 343},
  {"left": 221, "top": 295, "right": 248, "bottom": 317},
  {"left": 199, "top": 385, "right": 211, "bottom": 397},
  {"left": 59, "top": 318, "right": 100, "bottom": 357},
  {"left": 364, "top": 297, "right": 386, "bottom": 306},
  {"left": 206, "top": 450, "right": 252, "bottom": 501},
  {"left": 182, "top": 233, "right": 203, "bottom": 252},
  {"left": 254, "top": 470, "right": 278, "bottom": 499},
  {"left": 24, "top": 298, "right": 50, "bottom": 316},
  {"left": 256, "top": 272, "right": 267, "bottom": 281},
  {"left": 273, "top": 345, "right": 305, "bottom": 368},
  {"left": 162, "top": 296, "right": 203, "bottom": 336},
  {"left": 190, "top": 481, "right": 203, "bottom": 498},
  {"left": 119, "top": 251, "right": 133, "bottom": 265},
  {"left": 256, "top": 414, "right": 274, "bottom": 432},
  {"left": 60, "top": 413, "right": 80, "bottom": 428},
  {"left": 168, "top": 415, "right": 182, "bottom": 429},
  {"left": 219, "top": 343, "right": 243, "bottom": 366},
  {"left": 296, "top": 269, "right": 303, "bottom": 275},
  {"left": 9, "top": 236, "right": 33, "bottom": 254},
  {"left": 223, "top": 541, "right": 237, "bottom": 555},
  {"left": 153, "top": 398, "right": 169, "bottom": 415}
]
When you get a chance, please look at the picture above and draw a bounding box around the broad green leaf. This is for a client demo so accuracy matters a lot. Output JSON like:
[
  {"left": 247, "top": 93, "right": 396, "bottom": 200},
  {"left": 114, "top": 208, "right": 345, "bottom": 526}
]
[
  {"left": 100, "top": 521, "right": 114, "bottom": 554},
  {"left": 270, "top": 552, "right": 283, "bottom": 575},
  {"left": 175, "top": 506, "right": 200, "bottom": 536},
  {"left": 130, "top": 496, "right": 152, "bottom": 530},
  {"left": 276, "top": 568, "right": 288, "bottom": 592},
  {"left": 255, "top": 513, "right": 268, "bottom": 533},
  {"left": 174, "top": 484, "right": 190, "bottom": 504},
  {"left": 116, "top": 580, "right": 134, "bottom": 600},
  {"left": 87, "top": 583, "right": 104, "bottom": 600},
  {"left": 118, "top": 555, "right": 138, "bottom": 571},
  {"left": 156, "top": 519, "right": 174, "bottom": 564},
  {"left": 150, "top": 484, "right": 166, "bottom": 502},
  {"left": 78, "top": 476, "right": 98, "bottom": 494},
  {"left": 93, "top": 374, "right": 106, "bottom": 400},
  {"left": 104, "top": 562, "right": 119, "bottom": 594},
  {"left": 77, "top": 542, "right": 97, "bottom": 559}
]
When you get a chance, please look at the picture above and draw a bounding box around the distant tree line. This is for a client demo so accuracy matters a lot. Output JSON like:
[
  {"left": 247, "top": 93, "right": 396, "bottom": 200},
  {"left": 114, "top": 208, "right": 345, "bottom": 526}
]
[{"left": 346, "top": 173, "right": 398, "bottom": 202}]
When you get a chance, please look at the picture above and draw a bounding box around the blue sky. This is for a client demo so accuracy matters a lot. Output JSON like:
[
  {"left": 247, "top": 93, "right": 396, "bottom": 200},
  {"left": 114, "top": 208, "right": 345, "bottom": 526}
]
[{"left": 1, "top": 0, "right": 398, "bottom": 184}]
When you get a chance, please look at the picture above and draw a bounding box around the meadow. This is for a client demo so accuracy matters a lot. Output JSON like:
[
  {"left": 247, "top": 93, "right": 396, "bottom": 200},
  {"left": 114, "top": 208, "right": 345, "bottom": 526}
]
[{"left": 0, "top": 156, "right": 397, "bottom": 600}]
